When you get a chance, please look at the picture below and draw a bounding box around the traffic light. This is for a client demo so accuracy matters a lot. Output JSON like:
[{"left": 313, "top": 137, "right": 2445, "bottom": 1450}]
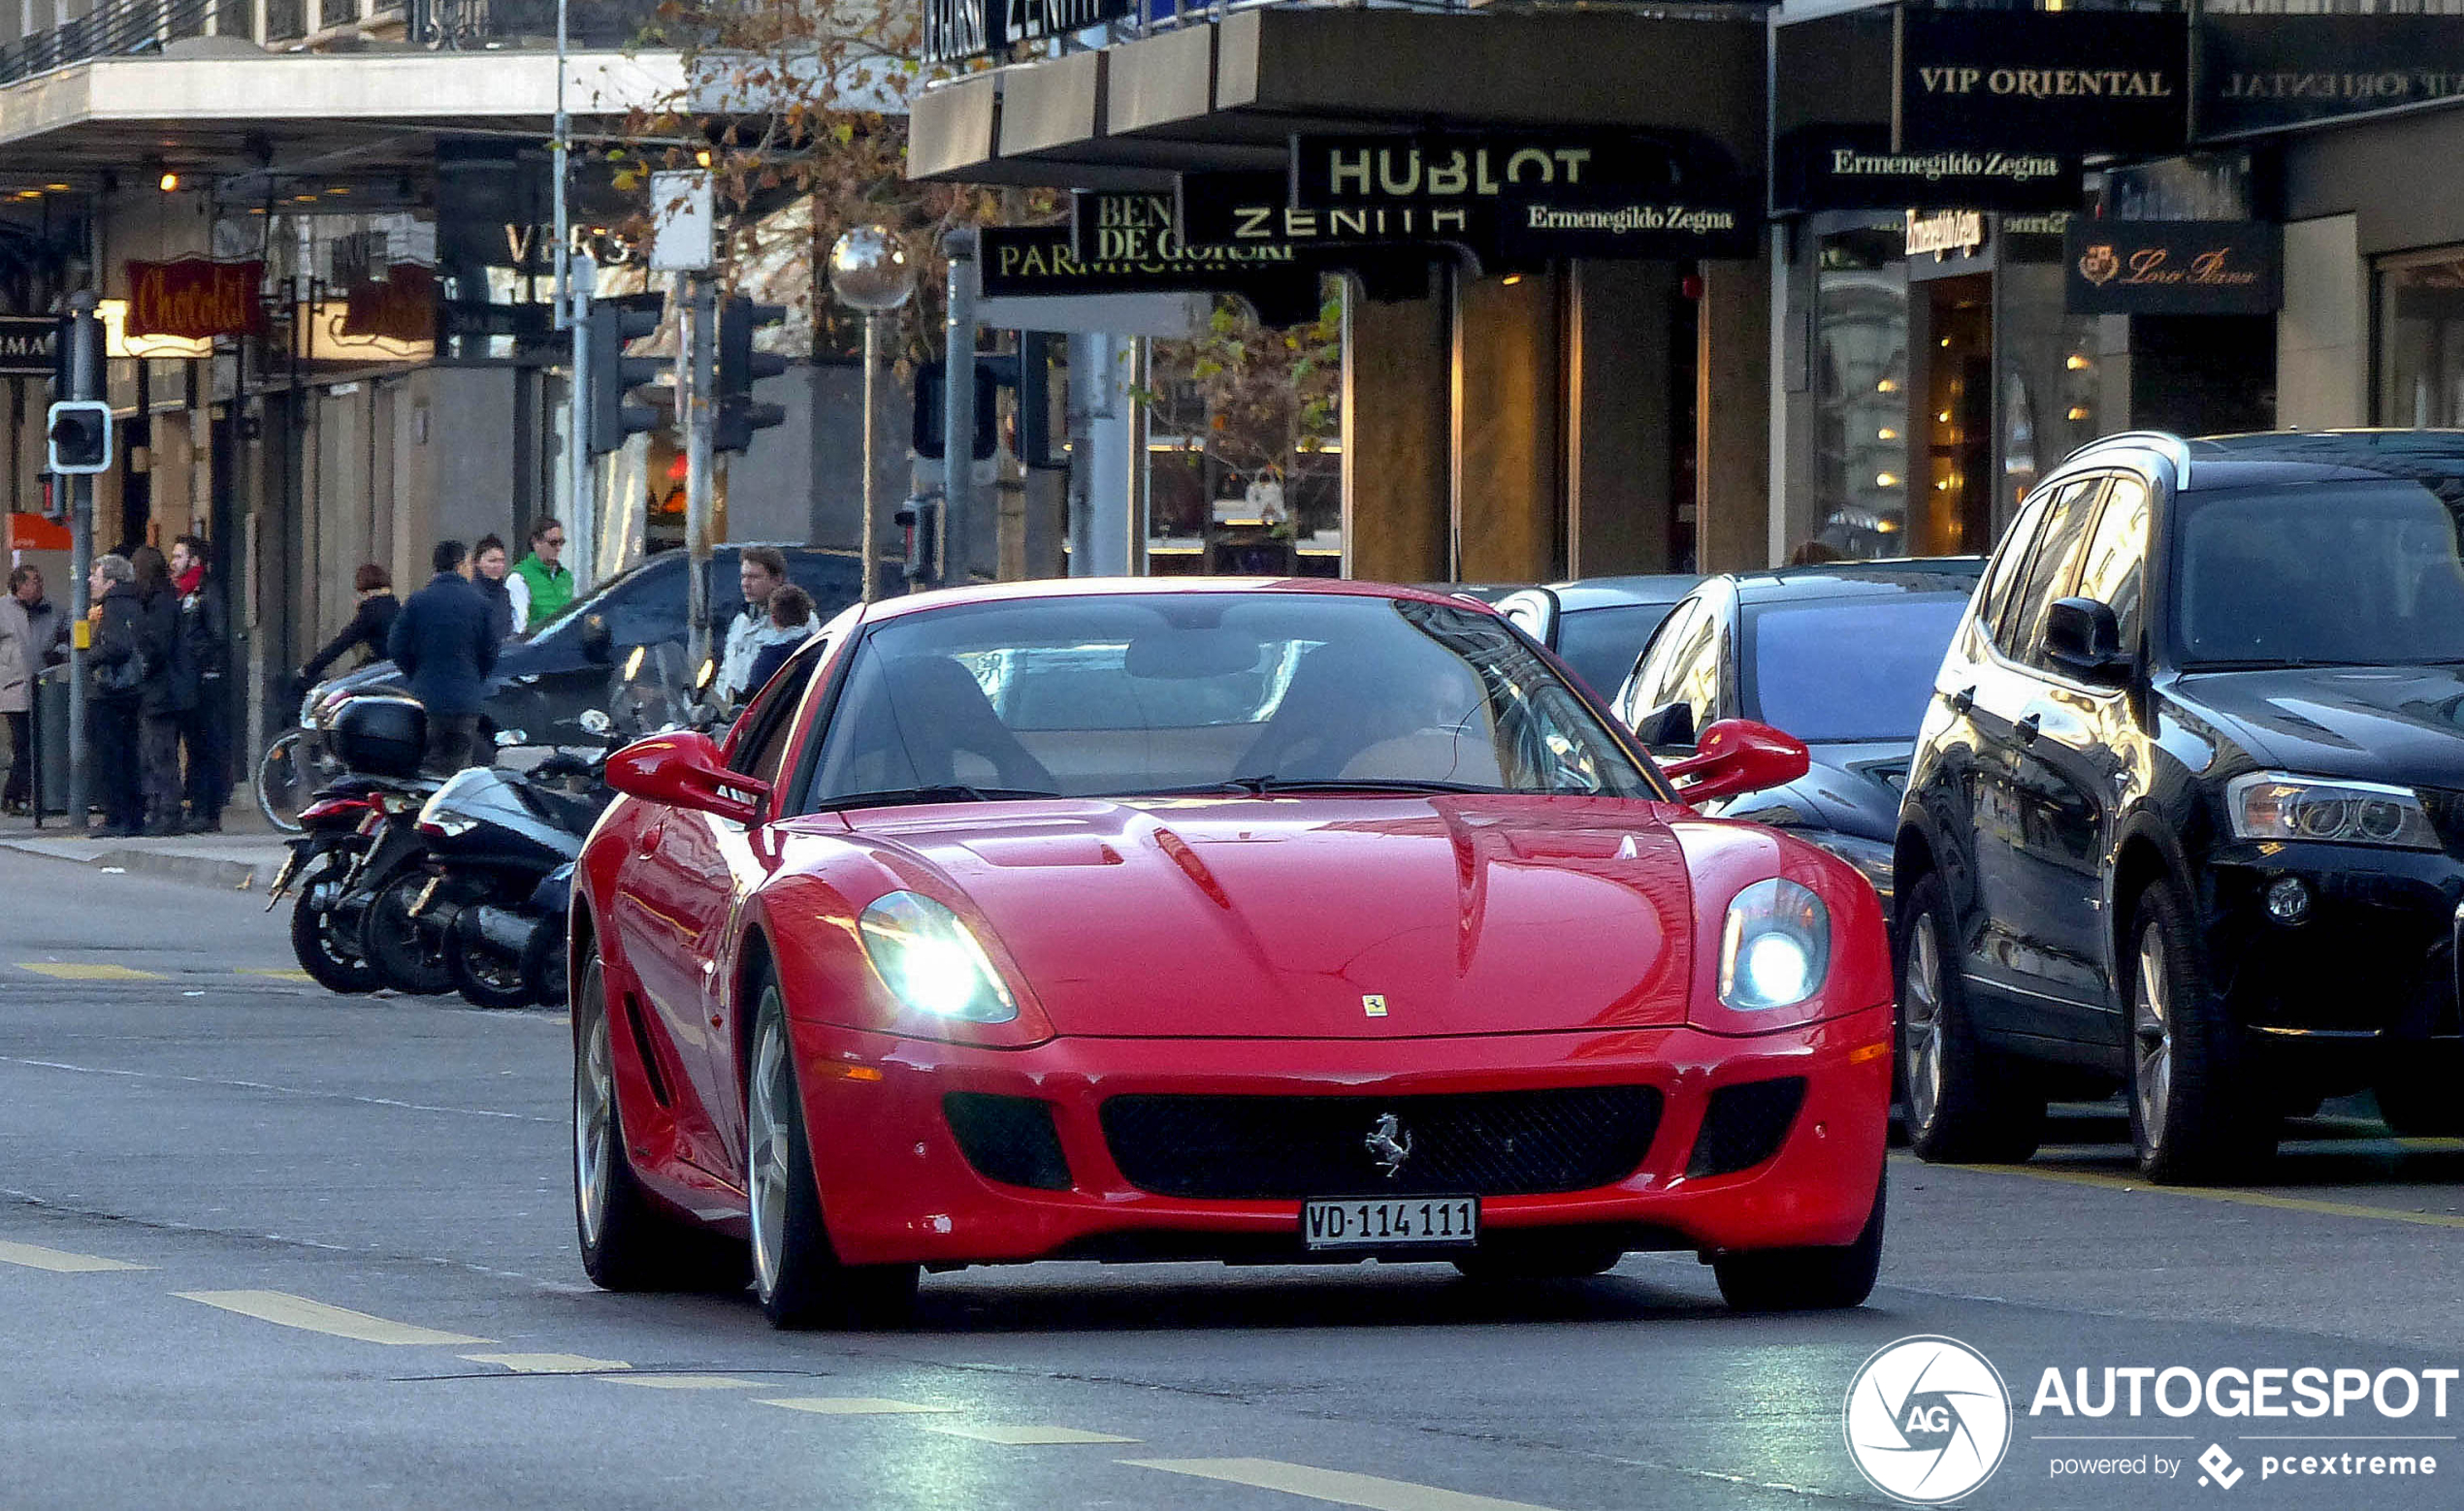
[
  {"left": 911, "top": 361, "right": 1001, "bottom": 462},
  {"left": 584, "top": 294, "right": 666, "bottom": 457},
  {"left": 894, "top": 494, "right": 943, "bottom": 587},
  {"left": 46, "top": 400, "right": 112, "bottom": 474},
  {"left": 713, "top": 294, "right": 788, "bottom": 453}
]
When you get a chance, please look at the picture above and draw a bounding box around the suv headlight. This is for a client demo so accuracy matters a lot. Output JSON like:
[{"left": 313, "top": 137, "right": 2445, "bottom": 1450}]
[
  {"left": 1718, "top": 878, "right": 1832, "bottom": 1011},
  {"left": 858, "top": 891, "right": 1019, "bottom": 1023},
  {"left": 2226, "top": 773, "right": 2441, "bottom": 851}
]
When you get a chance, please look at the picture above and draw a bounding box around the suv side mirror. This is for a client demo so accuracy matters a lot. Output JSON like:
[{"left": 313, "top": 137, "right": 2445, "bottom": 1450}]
[
  {"left": 2044, "top": 597, "right": 2127, "bottom": 684},
  {"left": 1660, "top": 719, "right": 1810, "bottom": 804},
  {"left": 1630, "top": 700, "right": 1698, "bottom": 751}
]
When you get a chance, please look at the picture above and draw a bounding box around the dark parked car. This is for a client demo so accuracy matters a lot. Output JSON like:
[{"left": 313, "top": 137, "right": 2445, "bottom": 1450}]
[
  {"left": 1496, "top": 574, "right": 1700, "bottom": 695},
  {"left": 1611, "top": 560, "right": 1986, "bottom": 917},
  {"left": 311, "top": 546, "right": 885, "bottom": 747},
  {"left": 1895, "top": 430, "right": 2464, "bottom": 1183}
]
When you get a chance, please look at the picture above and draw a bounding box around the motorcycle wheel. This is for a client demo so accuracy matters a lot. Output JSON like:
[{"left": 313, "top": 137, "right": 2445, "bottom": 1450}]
[
  {"left": 521, "top": 917, "right": 569, "bottom": 1012},
  {"left": 289, "top": 865, "right": 376, "bottom": 995},
  {"left": 360, "top": 873, "right": 456, "bottom": 996},
  {"left": 448, "top": 916, "right": 538, "bottom": 1010}
]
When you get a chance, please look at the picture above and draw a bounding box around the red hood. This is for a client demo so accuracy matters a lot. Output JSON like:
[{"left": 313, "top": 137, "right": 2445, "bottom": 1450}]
[{"left": 844, "top": 795, "right": 1698, "bottom": 1039}]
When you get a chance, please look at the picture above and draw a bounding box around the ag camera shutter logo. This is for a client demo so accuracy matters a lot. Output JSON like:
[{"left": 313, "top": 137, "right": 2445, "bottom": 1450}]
[{"left": 1845, "top": 1334, "right": 2014, "bottom": 1503}]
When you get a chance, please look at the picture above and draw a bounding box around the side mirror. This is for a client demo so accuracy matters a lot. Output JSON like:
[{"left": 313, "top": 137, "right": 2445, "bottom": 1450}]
[
  {"left": 1661, "top": 719, "right": 1811, "bottom": 805},
  {"left": 581, "top": 614, "right": 614, "bottom": 664},
  {"left": 1630, "top": 700, "right": 1697, "bottom": 751},
  {"left": 2044, "top": 596, "right": 2127, "bottom": 685},
  {"left": 604, "top": 732, "right": 770, "bottom": 825}
]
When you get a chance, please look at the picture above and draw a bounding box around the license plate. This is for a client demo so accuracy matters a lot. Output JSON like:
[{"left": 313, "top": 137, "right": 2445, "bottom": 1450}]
[{"left": 1301, "top": 1196, "right": 1478, "bottom": 1250}]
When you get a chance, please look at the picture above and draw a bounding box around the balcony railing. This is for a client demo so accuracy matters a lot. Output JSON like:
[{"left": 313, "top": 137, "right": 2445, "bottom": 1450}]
[{"left": 0, "top": 0, "right": 215, "bottom": 86}]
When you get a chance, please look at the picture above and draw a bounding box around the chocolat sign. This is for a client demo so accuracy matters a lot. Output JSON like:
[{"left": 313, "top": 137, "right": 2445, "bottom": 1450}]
[
  {"left": 2064, "top": 220, "right": 2280, "bottom": 316},
  {"left": 1899, "top": 11, "right": 2188, "bottom": 157}
]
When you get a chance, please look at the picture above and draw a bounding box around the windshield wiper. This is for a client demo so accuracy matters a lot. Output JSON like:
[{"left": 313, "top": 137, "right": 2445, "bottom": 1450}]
[{"left": 815, "top": 785, "right": 1060, "bottom": 812}]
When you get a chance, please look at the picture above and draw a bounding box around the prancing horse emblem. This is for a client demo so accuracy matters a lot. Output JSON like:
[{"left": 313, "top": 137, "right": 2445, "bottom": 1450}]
[{"left": 1364, "top": 1113, "right": 1412, "bottom": 1178}]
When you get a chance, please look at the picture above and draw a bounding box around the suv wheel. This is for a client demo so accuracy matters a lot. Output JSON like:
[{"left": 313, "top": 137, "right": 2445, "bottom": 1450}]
[
  {"left": 2126, "top": 881, "right": 2276, "bottom": 1182},
  {"left": 1897, "top": 874, "right": 2044, "bottom": 1164}
]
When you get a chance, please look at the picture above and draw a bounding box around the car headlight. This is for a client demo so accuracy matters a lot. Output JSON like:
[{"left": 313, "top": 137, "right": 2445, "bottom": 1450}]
[
  {"left": 2225, "top": 772, "right": 2441, "bottom": 851},
  {"left": 1718, "top": 878, "right": 1832, "bottom": 1011},
  {"left": 857, "top": 891, "right": 1019, "bottom": 1023}
]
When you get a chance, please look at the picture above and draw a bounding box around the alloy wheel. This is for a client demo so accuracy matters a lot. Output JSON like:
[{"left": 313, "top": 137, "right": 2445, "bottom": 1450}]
[
  {"left": 574, "top": 966, "right": 614, "bottom": 1251},
  {"left": 1902, "top": 916, "right": 1944, "bottom": 1131},
  {"left": 747, "top": 996, "right": 794, "bottom": 1301},
  {"left": 2132, "top": 923, "right": 2174, "bottom": 1141}
]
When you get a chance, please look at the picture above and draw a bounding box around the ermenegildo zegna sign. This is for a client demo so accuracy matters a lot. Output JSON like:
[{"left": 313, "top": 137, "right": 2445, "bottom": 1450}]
[
  {"left": 1899, "top": 11, "right": 2188, "bottom": 156},
  {"left": 2201, "top": 16, "right": 2464, "bottom": 135},
  {"left": 2064, "top": 220, "right": 2281, "bottom": 317},
  {"left": 1775, "top": 125, "right": 2081, "bottom": 214}
]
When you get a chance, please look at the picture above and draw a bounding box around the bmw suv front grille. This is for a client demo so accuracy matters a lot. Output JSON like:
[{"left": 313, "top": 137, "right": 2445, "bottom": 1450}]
[{"left": 1097, "top": 1086, "right": 1664, "bottom": 1200}]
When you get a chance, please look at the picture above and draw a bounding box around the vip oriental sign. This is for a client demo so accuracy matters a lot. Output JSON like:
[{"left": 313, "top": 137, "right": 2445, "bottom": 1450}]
[
  {"left": 1287, "top": 133, "right": 1760, "bottom": 261},
  {"left": 2065, "top": 220, "right": 2282, "bottom": 317},
  {"left": 2202, "top": 16, "right": 2464, "bottom": 135},
  {"left": 125, "top": 258, "right": 267, "bottom": 338},
  {"left": 924, "top": 0, "right": 1132, "bottom": 65},
  {"left": 1899, "top": 10, "right": 2188, "bottom": 156},
  {"left": 0, "top": 314, "right": 59, "bottom": 377}
]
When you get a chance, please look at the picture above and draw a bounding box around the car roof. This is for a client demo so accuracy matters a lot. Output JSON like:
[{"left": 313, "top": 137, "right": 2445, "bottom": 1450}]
[
  {"left": 1539, "top": 574, "right": 1704, "bottom": 612},
  {"left": 856, "top": 576, "right": 1485, "bottom": 625},
  {"left": 2179, "top": 431, "right": 2464, "bottom": 492},
  {"left": 1721, "top": 559, "right": 1986, "bottom": 603}
]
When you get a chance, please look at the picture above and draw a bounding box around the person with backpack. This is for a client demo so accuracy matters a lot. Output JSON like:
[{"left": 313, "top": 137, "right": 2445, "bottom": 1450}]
[
  {"left": 129, "top": 545, "right": 193, "bottom": 835},
  {"left": 85, "top": 554, "right": 147, "bottom": 838}
]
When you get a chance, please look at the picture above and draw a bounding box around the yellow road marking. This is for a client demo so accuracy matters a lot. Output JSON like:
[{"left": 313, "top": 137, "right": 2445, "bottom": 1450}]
[
  {"left": 1120, "top": 1460, "right": 1560, "bottom": 1511},
  {"left": 236, "top": 968, "right": 314, "bottom": 981},
  {"left": 15, "top": 962, "right": 163, "bottom": 981},
  {"left": 0, "top": 1239, "right": 149, "bottom": 1272},
  {"left": 1932, "top": 1158, "right": 2464, "bottom": 1232},
  {"left": 922, "top": 1424, "right": 1140, "bottom": 1446},
  {"left": 757, "top": 1397, "right": 957, "bottom": 1416},
  {"left": 602, "top": 1374, "right": 764, "bottom": 1391},
  {"left": 462, "top": 1353, "right": 630, "bottom": 1374},
  {"left": 176, "top": 1290, "right": 492, "bottom": 1345}
]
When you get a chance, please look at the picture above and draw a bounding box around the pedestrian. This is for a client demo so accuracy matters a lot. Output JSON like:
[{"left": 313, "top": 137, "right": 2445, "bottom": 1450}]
[
  {"left": 719, "top": 547, "right": 795, "bottom": 706},
  {"left": 170, "top": 534, "right": 231, "bottom": 832},
  {"left": 387, "top": 539, "right": 500, "bottom": 774},
  {"left": 84, "top": 553, "right": 147, "bottom": 837},
  {"left": 508, "top": 517, "right": 572, "bottom": 632},
  {"left": 300, "top": 563, "right": 401, "bottom": 685},
  {"left": 129, "top": 546, "right": 193, "bottom": 836},
  {"left": 739, "top": 584, "right": 817, "bottom": 702},
  {"left": 472, "top": 534, "right": 526, "bottom": 641},
  {"left": 1, "top": 565, "right": 65, "bottom": 815}
]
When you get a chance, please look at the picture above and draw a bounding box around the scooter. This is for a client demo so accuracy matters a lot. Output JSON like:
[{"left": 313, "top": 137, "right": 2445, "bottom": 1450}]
[{"left": 266, "top": 694, "right": 444, "bottom": 995}]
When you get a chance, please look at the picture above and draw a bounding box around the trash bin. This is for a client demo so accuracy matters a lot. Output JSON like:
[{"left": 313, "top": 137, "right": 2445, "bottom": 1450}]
[{"left": 34, "top": 663, "right": 70, "bottom": 819}]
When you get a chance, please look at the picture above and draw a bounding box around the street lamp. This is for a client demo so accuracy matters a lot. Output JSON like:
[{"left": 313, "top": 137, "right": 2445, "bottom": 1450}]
[{"left": 827, "top": 225, "right": 915, "bottom": 602}]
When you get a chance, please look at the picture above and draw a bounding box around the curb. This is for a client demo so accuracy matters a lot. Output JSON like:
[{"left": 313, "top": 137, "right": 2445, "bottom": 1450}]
[{"left": 0, "top": 839, "right": 287, "bottom": 893}]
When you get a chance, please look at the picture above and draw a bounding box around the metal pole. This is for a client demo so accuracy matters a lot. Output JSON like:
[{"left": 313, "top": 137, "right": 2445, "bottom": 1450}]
[
  {"left": 942, "top": 229, "right": 978, "bottom": 587},
  {"left": 682, "top": 272, "right": 714, "bottom": 682},
  {"left": 551, "top": 0, "right": 576, "bottom": 590},
  {"left": 64, "top": 291, "right": 95, "bottom": 831},
  {"left": 860, "top": 308, "right": 887, "bottom": 602},
  {"left": 567, "top": 252, "right": 596, "bottom": 594}
]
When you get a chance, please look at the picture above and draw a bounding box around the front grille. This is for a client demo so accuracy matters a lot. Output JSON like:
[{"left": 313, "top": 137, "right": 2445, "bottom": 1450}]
[
  {"left": 1686, "top": 1077, "right": 1807, "bottom": 1178},
  {"left": 1098, "top": 1086, "right": 1663, "bottom": 1200}
]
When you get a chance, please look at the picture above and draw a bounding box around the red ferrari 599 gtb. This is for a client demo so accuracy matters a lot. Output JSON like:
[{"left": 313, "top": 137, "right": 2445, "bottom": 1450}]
[{"left": 570, "top": 580, "right": 1892, "bottom": 1327}]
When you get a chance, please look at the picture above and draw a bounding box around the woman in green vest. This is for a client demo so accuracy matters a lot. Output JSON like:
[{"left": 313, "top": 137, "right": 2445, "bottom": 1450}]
[{"left": 509, "top": 517, "right": 574, "bottom": 631}]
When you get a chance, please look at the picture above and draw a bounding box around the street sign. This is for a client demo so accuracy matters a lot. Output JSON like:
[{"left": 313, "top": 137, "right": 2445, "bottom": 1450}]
[
  {"left": 648, "top": 171, "right": 714, "bottom": 273},
  {"left": 0, "top": 315, "right": 61, "bottom": 378}
]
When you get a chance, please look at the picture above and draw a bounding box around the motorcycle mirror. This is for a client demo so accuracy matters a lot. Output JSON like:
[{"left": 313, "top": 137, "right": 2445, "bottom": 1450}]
[{"left": 577, "top": 708, "right": 615, "bottom": 737}]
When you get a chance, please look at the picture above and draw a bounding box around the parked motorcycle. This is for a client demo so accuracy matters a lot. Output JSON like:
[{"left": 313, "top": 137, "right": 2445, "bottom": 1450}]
[{"left": 264, "top": 696, "right": 441, "bottom": 993}]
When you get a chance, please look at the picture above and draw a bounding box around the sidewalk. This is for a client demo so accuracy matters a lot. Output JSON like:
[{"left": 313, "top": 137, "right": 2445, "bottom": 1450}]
[{"left": 0, "top": 802, "right": 291, "bottom": 892}]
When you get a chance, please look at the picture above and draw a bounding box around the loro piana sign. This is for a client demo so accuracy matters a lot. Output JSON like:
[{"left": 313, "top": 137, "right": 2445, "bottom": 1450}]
[{"left": 2064, "top": 220, "right": 2282, "bottom": 316}]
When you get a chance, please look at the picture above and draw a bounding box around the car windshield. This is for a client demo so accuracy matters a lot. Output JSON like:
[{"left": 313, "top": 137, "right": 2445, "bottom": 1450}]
[
  {"left": 803, "top": 593, "right": 1664, "bottom": 808},
  {"left": 1553, "top": 603, "right": 1680, "bottom": 693},
  {"left": 1740, "top": 594, "right": 1972, "bottom": 744},
  {"left": 2175, "top": 481, "right": 2464, "bottom": 666}
]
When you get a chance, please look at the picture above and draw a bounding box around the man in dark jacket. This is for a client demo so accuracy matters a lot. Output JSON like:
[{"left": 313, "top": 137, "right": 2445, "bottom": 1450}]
[
  {"left": 387, "top": 539, "right": 500, "bottom": 774},
  {"left": 129, "top": 545, "right": 191, "bottom": 835},
  {"left": 170, "top": 535, "right": 231, "bottom": 831},
  {"left": 85, "top": 554, "right": 147, "bottom": 837}
]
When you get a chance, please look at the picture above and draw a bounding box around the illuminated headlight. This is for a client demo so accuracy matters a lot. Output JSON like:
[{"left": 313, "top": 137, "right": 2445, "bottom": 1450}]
[
  {"left": 2226, "top": 772, "right": 2440, "bottom": 851},
  {"left": 1718, "top": 879, "right": 1832, "bottom": 1011},
  {"left": 858, "top": 891, "right": 1019, "bottom": 1023}
]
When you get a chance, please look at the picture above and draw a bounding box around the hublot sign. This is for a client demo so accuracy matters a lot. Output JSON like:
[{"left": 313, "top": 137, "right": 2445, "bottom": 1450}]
[{"left": 1899, "top": 11, "right": 2188, "bottom": 157}]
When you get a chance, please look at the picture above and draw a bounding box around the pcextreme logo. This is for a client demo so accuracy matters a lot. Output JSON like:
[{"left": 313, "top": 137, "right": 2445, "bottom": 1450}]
[{"left": 1844, "top": 1334, "right": 2014, "bottom": 1503}]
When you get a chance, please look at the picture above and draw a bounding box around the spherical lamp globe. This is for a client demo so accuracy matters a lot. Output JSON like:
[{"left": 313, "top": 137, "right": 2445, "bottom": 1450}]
[{"left": 827, "top": 225, "right": 915, "bottom": 312}]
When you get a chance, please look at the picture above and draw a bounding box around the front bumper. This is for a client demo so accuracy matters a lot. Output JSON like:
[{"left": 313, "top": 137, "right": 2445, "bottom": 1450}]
[
  {"left": 791, "top": 1004, "right": 1892, "bottom": 1269},
  {"left": 2205, "top": 844, "right": 2464, "bottom": 1046}
]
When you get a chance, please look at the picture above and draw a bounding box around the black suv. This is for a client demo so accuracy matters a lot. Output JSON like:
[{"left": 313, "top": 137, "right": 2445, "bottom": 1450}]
[{"left": 1895, "top": 430, "right": 2464, "bottom": 1181}]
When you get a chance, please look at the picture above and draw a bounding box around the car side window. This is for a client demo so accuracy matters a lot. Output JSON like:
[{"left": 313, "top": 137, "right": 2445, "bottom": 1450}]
[
  {"left": 1975, "top": 498, "right": 2049, "bottom": 655},
  {"left": 729, "top": 637, "right": 828, "bottom": 788},
  {"left": 2010, "top": 479, "right": 2106, "bottom": 671},
  {"left": 1620, "top": 597, "right": 1697, "bottom": 723},
  {"left": 1628, "top": 597, "right": 1713, "bottom": 727},
  {"left": 2074, "top": 476, "right": 2151, "bottom": 651}
]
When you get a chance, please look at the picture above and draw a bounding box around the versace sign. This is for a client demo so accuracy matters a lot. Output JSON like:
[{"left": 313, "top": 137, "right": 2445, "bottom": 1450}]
[{"left": 2064, "top": 220, "right": 2280, "bottom": 316}]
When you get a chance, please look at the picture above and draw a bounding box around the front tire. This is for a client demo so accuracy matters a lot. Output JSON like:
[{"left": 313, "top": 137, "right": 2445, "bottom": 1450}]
[
  {"left": 1897, "top": 874, "right": 2043, "bottom": 1164},
  {"left": 447, "top": 912, "right": 536, "bottom": 1010},
  {"left": 2126, "top": 881, "right": 2275, "bottom": 1182},
  {"left": 1713, "top": 1170, "right": 1886, "bottom": 1312},
  {"left": 2374, "top": 1064, "right": 2464, "bottom": 1137},
  {"left": 289, "top": 865, "right": 376, "bottom": 995},
  {"left": 747, "top": 976, "right": 919, "bottom": 1330},
  {"left": 361, "top": 873, "right": 454, "bottom": 996}
]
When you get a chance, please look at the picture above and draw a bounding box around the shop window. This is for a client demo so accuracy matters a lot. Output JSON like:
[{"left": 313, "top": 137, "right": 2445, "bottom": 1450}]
[
  {"left": 2379, "top": 250, "right": 2464, "bottom": 428},
  {"left": 1995, "top": 261, "right": 2102, "bottom": 522},
  {"left": 1811, "top": 224, "right": 1909, "bottom": 559}
]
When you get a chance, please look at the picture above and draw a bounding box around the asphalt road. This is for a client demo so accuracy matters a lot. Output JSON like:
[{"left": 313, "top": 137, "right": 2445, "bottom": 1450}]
[{"left": 3, "top": 852, "right": 2461, "bottom": 1511}]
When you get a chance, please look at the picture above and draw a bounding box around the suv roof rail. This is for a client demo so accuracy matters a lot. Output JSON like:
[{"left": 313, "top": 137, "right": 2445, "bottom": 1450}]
[{"left": 2060, "top": 430, "right": 2193, "bottom": 486}]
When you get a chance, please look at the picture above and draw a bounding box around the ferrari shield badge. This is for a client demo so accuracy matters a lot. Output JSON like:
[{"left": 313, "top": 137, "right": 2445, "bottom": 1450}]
[{"left": 1361, "top": 994, "right": 1388, "bottom": 1017}]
